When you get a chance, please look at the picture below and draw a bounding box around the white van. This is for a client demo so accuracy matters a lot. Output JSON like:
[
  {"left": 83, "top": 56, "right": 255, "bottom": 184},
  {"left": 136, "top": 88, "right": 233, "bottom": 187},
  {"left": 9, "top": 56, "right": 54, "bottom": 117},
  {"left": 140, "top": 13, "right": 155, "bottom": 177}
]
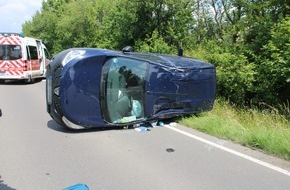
[{"left": 0, "top": 33, "right": 51, "bottom": 83}]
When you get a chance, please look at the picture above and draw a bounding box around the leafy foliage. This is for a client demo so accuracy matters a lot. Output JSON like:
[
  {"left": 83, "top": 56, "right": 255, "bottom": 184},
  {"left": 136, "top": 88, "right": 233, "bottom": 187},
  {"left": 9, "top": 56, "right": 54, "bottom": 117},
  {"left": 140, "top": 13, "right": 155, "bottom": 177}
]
[
  {"left": 207, "top": 52, "right": 256, "bottom": 105},
  {"left": 135, "top": 30, "right": 175, "bottom": 54},
  {"left": 22, "top": 0, "right": 290, "bottom": 107},
  {"left": 260, "top": 17, "right": 290, "bottom": 103}
]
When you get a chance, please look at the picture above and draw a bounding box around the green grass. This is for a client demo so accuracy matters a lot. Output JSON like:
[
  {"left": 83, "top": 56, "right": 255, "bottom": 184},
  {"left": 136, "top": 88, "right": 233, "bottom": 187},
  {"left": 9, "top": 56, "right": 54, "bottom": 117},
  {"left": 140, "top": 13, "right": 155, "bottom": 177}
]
[{"left": 178, "top": 98, "right": 290, "bottom": 161}]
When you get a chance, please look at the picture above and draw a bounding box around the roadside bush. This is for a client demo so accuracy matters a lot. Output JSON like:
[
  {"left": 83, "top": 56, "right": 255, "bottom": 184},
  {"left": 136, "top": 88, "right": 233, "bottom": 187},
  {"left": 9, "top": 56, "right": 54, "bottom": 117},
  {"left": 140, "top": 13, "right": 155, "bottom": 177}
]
[
  {"left": 187, "top": 49, "right": 256, "bottom": 106},
  {"left": 135, "top": 30, "right": 175, "bottom": 54},
  {"left": 209, "top": 53, "right": 256, "bottom": 105},
  {"left": 256, "top": 17, "right": 290, "bottom": 105}
]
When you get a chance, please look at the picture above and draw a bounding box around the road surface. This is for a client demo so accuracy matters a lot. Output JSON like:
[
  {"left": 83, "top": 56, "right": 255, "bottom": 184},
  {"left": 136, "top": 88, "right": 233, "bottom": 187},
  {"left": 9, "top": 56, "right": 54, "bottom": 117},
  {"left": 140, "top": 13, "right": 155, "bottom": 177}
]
[{"left": 0, "top": 80, "right": 289, "bottom": 190}]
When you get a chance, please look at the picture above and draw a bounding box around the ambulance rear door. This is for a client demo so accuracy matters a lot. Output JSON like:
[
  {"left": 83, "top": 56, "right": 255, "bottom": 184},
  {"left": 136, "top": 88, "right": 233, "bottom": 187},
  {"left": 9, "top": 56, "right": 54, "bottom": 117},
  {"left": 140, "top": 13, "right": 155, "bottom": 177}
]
[
  {"left": 25, "top": 38, "right": 40, "bottom": 78},
  {"left": 36, "top": 40, "right": 45, "bottom": 76},
  {"left": 0, "top": 33, "right": 24, "bottom": 80}
]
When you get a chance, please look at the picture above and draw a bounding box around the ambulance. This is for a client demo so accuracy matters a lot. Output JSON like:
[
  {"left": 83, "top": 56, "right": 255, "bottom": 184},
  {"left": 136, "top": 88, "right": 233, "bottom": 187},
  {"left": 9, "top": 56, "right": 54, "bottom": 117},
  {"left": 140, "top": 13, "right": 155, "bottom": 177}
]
[{"left": 0, "top": 33, "right": 51, "bottom": 84}]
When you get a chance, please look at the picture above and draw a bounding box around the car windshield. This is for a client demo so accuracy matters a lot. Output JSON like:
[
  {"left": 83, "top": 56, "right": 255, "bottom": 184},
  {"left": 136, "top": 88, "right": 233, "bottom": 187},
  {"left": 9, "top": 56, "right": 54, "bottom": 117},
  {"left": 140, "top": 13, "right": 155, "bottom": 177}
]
[
  {"left": 0, "top": 45, "right": 22, "bottom": 60},
  {"left": 102, "top": 57, "right": 148, "bottom": 124}
]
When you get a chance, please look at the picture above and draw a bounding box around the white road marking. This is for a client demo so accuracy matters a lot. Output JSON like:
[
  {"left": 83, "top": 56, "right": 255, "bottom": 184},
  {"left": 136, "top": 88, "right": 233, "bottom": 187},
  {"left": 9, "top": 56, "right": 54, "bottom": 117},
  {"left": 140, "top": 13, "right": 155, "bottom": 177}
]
[{"left": 164, "top": 124, "right": 290, "bottom": 176}]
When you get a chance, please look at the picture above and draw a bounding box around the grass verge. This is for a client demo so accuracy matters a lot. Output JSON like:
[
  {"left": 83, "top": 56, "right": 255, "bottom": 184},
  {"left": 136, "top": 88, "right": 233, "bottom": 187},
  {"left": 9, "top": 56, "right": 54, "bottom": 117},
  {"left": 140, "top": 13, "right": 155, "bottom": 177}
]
[{"left": 178, "top": 98, "right": 290, "bottom": 161}]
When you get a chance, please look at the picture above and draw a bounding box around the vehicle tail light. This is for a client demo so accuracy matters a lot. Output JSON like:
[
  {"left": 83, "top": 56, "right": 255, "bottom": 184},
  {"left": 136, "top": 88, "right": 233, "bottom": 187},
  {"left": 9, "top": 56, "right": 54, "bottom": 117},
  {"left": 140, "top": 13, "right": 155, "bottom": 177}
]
[{"left": 23, "top": 60, "right": 27, "bottom": 71}]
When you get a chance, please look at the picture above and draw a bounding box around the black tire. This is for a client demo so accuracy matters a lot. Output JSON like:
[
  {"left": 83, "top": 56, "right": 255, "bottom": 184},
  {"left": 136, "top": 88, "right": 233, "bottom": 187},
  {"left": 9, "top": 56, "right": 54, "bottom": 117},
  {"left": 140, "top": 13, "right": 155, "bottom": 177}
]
[{"left": 25, "top": 77, "right": 35, "bottom": 84}]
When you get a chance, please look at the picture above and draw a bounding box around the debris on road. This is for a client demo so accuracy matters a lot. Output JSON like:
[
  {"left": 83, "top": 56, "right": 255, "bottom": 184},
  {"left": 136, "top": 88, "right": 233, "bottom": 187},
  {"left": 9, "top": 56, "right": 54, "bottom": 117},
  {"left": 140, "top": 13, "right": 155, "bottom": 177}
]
[
  {"left": 63, "top": 183, "right": 89, "bottom": 190},
  {"left": 134, "top": 120, "right": 164, "bottom": 132},
  {"left": 134, "top": 126, "right": 149, "bottom": 132}
]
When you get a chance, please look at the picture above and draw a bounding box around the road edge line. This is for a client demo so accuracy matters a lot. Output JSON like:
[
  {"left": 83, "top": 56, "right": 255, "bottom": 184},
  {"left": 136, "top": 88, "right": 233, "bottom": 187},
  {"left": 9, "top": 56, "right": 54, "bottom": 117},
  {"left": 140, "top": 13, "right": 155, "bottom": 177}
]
[{"left": 164, "top": 125, "right": 290, "bottom": 176}]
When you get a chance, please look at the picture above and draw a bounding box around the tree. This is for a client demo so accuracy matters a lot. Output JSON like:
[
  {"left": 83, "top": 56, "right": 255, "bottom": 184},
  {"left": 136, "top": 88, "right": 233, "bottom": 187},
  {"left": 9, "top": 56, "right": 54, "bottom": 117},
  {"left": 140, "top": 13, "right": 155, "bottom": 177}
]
[
  {"left": 21, "top": 0, "right": 290, "bottom": 106},
  {"left": 55, "top": 0, "right": 100, "bottom": 49},
  {"left": 22, "top": 0, "right": 72, "bottom": 54},
  {"left": 258, "top": 17, "right": 290, "bottom": 103},
  {"left": 98, "top": 0, "right": 194, "bottom": 50},
  {"left": 135, "top": 29, "right": 174, "bottom": 54}
]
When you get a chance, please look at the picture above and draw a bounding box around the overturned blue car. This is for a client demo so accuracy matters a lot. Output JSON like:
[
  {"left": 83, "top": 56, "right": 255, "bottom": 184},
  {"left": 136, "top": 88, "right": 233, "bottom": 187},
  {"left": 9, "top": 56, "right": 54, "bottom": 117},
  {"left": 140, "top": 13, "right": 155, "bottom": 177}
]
[{"left": 46, "top": 47, "right": 216, "bottom": 129}]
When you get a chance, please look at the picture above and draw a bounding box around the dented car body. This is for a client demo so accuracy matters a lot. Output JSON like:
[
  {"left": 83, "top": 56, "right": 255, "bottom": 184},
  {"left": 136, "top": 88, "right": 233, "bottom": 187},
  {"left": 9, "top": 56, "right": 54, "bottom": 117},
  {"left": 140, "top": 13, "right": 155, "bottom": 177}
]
[{"left": 46, "top": 48, "right": 216, "bottom": 129}]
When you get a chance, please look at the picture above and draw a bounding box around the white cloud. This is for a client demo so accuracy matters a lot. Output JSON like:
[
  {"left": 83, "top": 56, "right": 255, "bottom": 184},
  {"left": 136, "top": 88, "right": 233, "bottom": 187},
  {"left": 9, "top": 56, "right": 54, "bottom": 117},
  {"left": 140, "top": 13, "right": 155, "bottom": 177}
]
[{"left": 0, "top": 0, "right": 42, "bottom": 33}]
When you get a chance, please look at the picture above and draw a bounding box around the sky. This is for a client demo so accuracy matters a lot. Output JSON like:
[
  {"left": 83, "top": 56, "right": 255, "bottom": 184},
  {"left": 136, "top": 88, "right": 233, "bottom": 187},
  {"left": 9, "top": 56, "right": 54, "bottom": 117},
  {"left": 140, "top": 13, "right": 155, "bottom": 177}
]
[{"left": 0, "top": 0, "right": 43, "bottom": 33}]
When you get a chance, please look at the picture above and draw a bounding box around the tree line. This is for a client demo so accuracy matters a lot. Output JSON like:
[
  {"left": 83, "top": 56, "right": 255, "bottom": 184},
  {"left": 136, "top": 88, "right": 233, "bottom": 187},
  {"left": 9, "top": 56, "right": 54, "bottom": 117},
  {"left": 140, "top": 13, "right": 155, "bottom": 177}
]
[{"left": 22, "top": 0, "right": 290, "bottom": 109}]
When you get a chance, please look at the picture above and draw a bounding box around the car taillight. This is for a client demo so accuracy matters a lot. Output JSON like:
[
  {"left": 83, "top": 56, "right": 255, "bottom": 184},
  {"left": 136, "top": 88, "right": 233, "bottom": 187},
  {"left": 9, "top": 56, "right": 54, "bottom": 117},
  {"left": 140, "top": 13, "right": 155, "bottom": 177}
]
[{"left": 23, "top": 60, "right": 27, "bottom": 71}]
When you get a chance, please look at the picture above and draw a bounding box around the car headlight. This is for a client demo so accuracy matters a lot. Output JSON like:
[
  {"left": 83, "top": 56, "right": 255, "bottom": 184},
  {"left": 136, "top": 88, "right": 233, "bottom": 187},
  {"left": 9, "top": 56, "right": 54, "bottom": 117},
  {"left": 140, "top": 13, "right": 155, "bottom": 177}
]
[
  {"left": 62, "top": 50, "right": 86, "bottom": 67},
  {"left": 46, "top": 76, "right": 52, "bottom": 105}
]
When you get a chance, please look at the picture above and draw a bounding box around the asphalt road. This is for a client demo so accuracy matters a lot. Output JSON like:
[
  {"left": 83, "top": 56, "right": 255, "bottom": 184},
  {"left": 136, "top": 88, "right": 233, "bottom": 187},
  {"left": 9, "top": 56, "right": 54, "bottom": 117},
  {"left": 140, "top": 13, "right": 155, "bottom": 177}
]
[{"left": 0, "top": 80, "right": 289, "bottom": 190}]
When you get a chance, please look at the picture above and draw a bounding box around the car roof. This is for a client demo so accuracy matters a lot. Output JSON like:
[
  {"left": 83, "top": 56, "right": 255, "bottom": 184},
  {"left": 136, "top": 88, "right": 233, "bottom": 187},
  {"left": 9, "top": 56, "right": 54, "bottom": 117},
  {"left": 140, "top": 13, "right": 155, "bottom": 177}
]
[
  {"left": 74, "top": 48, "right": 214, "bottom": 69},
  {"left": 128, "top": 52, "right": 212, "bottom": 69}
]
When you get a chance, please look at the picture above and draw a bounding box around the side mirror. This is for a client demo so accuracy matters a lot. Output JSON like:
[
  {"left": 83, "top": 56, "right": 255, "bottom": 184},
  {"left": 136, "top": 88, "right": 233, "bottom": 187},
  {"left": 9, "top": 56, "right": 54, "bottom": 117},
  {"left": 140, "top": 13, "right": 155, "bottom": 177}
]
[{"left": 122, "top": 46, "right": 133, "bottom": 53}]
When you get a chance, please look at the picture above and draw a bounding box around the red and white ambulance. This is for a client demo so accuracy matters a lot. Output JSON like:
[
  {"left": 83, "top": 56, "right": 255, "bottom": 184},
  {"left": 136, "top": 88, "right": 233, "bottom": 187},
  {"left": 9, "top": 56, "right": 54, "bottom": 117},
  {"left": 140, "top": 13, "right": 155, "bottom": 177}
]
[{"left": 0, "top": 33, "right": 51, "bottom": 83}]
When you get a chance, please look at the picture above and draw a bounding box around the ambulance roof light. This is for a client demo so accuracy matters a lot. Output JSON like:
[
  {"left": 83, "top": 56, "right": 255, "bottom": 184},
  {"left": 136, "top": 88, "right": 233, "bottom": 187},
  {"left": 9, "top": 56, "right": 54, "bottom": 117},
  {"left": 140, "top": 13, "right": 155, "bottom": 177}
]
[{"left": 0, "top": 33, "right": 24, "bottom": 37}]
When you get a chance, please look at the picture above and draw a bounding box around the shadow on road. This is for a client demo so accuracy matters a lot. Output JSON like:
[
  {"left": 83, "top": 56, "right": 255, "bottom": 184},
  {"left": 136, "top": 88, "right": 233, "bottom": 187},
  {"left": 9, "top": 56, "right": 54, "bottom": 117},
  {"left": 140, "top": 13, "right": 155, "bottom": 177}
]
[
  {"left": 0, "top": 79, "right": 43, "bottom": 86},
  {"left": 47, "top": 120, "right": 123, "bottom": 134},
  {"left": 0, "top": 175, "right": 16, "bottom": 190},
  {"left": 47, "top": 117, "right": 180, "bottom": 134}
]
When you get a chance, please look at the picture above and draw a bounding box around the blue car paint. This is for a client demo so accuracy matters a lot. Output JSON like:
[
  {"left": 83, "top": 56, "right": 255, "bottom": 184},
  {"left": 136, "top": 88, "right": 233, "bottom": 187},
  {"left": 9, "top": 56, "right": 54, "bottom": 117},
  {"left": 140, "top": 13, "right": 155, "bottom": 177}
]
[
  {"left": 47, "top": 48, "right": 216, "bottom": 129},
  {"left": 146, "top": 59, "right": 215, "bottom": 119},
  {"left": 60, "top": 55, "right": 106, "bottom": 127}
]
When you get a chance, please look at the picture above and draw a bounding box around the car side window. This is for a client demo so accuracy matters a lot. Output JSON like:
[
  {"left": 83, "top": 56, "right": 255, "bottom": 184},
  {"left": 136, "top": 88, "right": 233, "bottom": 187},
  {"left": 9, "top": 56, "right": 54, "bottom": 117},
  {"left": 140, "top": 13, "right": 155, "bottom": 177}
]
[
  {"left": 28, "top": 45, "right": 38, "bottom": 60},
  {"left": 102, "top": 57, "right": 148, "bottom": 123}
]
